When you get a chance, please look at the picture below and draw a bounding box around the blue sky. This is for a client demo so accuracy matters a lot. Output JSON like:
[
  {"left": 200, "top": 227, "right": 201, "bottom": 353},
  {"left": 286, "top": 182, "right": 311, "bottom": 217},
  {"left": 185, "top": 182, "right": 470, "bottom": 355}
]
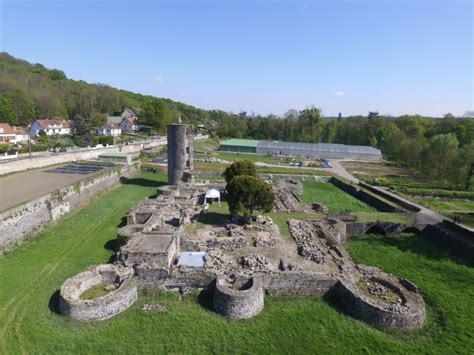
[{"left": 0, "top": 0, "right": 472, "bottom": 116}]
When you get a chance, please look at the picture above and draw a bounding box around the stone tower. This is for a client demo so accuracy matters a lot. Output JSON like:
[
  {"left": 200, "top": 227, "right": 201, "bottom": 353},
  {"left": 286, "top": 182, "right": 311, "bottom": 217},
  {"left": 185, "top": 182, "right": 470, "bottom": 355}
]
[{"left": 167, "top": 123, "right": 194, "bottom": 185}]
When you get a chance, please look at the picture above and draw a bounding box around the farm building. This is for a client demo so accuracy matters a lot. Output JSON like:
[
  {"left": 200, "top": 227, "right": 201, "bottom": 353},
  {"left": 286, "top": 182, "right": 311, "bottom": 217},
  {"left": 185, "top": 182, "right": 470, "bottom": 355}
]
[
  {"left": 218, "top": 139, "right": 259, "bottom": 153},
  {"left": 218, "top": 138, "right": 382, "bottom": 161},
  {"left": 256, "top": 140, "right": 382, "bottom": 161}
]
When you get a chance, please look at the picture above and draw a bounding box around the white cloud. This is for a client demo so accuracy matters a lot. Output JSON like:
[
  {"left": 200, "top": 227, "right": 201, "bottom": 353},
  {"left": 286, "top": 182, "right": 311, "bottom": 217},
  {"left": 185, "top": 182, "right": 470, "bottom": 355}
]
[
  {"left": 152, "top": 76, "right": 164, "bottom": 84},
  {"left": 333, "top": 91, "right": 345, "bottom": 97}
]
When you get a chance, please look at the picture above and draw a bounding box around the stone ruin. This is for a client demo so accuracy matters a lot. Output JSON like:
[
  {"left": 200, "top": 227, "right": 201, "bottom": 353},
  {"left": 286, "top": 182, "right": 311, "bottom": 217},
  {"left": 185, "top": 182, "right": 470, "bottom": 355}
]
[
  {"left": 58, "top": 123, "right": 425, "bottom": 332},
  {"left": 58, "top": 180, "right": 426, "bottom": 331}
]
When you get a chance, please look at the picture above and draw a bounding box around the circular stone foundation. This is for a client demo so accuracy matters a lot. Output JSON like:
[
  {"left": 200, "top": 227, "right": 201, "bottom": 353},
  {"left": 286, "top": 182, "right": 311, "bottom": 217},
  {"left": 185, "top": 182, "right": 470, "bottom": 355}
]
[
  {"left": 59, "top": 264, "right": 138, "bottom": 321},
  {"left": 213, "top": 275, "right": 264, "bottom": 320},
  {"left": 334, "top": 266, "right": 425, "bottom": 331}
]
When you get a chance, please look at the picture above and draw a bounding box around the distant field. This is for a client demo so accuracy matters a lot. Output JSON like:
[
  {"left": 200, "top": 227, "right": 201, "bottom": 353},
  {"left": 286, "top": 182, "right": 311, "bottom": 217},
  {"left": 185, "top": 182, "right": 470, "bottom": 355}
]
[{"left": 0, "top": 172, "right": 472, "bottom": 353}]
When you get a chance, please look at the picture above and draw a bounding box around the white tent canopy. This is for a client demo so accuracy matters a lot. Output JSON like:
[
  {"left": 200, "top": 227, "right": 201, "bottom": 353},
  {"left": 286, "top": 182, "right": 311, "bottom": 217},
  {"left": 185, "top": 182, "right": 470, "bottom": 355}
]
[{"left": 205, "top": 188, "right": 221, "bottom": 204}]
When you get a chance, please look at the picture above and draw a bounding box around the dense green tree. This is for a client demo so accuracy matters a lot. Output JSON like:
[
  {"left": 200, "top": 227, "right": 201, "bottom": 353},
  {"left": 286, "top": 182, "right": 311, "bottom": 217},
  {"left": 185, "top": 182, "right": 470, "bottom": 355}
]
[
  {"left": 420, "top": 133, "right": 459, "bottom": 185},
  {"left": 224, "top": 160, "right": 257, "bottom": 184},
  {"left": 226, "top": 175, "right": 275, "bottom": 217},
  {"left": 48, "top": 69, "right": 67, "bottom": 81},
  {"left": 0, "top": 93, "right": 16, "bottom": 124},
  {"left": 71, "top": 114, "right": 88, "bottom": 146}
]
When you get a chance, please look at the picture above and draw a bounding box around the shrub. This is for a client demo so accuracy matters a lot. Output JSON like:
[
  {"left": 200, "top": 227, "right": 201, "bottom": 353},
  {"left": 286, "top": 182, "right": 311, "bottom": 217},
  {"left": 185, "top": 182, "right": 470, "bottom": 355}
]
[
  {"left": 98, "top": 136, "right": 114, "bottom": 146},
  {"left": 224, "top": 160, "right": 256, "bottom": 183},
  {"left": 0, "top": 143, "right": 10, "bottom": 153},
  {"left": 226, "top": 175, "right": 275, "bottom": 217}
]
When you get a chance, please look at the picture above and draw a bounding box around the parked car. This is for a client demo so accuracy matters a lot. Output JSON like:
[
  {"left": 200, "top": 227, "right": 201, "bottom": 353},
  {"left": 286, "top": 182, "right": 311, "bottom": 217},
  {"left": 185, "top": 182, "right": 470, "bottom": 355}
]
[{"left": 320, "top": 158, "right": 332, "bottom": 168}]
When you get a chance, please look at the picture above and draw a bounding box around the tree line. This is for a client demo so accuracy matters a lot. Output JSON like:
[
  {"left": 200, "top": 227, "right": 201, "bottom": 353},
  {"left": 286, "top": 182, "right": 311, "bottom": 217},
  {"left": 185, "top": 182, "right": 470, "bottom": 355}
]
[{"left": 0, "top": 52, "right": 472, "bottom": 190}]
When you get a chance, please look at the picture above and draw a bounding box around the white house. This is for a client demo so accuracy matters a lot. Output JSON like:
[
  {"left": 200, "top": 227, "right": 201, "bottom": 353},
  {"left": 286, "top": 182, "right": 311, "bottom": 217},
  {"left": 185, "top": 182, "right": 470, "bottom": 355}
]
[
  {"left": 30, "top": 118, "right": 72, "bottom": 137},
  {"left": 0, "top": 123, "right": 29, "bottom": 144},
  {"left": 97, "top": 122, "right": 122, "bottom": 136}
]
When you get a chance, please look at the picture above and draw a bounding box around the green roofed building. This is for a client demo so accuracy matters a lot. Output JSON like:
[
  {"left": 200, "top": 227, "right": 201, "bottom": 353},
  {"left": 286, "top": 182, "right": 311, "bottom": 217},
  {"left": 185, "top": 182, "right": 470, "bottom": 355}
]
[{"left": 218, "top": 139, "right": 260, "bottom": 153}]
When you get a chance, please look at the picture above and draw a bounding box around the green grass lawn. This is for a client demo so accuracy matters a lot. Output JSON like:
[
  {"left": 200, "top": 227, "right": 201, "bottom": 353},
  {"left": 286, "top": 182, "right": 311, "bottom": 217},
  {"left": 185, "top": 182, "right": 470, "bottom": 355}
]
[
  {"left": 301, "top": 181, "right": 376, "bottom": 213},
  {"left": 1, "top": 173, "right": 473, "bottom": 353}
]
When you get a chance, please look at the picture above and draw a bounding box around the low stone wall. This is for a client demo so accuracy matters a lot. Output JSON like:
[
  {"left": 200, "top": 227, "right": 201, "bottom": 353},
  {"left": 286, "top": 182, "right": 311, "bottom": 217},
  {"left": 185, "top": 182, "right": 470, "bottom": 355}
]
[
  {"left": 331, "top": 267, "right": 425, "bottom": 331},
  {"left": 358, "top": 182, "right": 421, "bottom": 213},
  {"left": 330, "top": 177, "right": 402, "bottom": 213},
  {"left": 263, "top": 272, "right": 338, "bottom": 296},
  {"left": 0, "top": 140, "right": 162, "bottom": 176},
  {"left": 59, "top": 264, "right": 138, "bottom": 321},
  {"left": 0, "top": 163, "right": 139, "bottom": 254},
  {"left": 346, "top": 222, "right": 422, "bottom": 237},
  {"left": 420, "top": 224, "right": 474, "bottom": 262},
  {"left": 213, "top": 275, "right": 264, "bottom": 320}
]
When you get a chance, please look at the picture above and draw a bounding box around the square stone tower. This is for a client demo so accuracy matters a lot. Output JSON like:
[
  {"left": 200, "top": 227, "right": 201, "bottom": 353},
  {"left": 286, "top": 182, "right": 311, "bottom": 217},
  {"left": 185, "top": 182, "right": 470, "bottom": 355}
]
[{"left": 167, "top": 123, "right": 194, "bottom": 185}]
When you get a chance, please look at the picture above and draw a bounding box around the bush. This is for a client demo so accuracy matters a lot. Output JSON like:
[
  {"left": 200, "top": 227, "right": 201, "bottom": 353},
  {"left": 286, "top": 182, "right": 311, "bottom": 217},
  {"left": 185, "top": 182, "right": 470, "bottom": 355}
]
[
  {"left": 392, "top": 186, "right": 474, "bottom": 199},
  {"left": 224, "top": 160, "right": 256, "bottom": 183},
  {"left": 226, "top": 175, "right": 275, "bottom": 217},
  {"left": 98, "top": 136, "right": 114, "bottom": 146},
  {"left": 0, "top": 143, "right": 10, "bottom": 154}
]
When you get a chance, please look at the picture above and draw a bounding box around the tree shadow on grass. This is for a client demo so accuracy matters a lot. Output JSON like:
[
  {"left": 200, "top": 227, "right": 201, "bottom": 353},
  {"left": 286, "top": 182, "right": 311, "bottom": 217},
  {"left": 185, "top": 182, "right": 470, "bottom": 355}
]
[{"left": 48, "top": 289, "right": 61, "bottom": 315}]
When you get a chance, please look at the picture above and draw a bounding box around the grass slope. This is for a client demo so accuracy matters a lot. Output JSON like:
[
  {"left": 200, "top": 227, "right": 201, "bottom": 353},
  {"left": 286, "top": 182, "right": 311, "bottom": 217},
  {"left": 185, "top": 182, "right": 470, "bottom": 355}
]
[
  {"left": 0, "top": 173, "right": 472, "bottom": 353},
  {"left": 301, "top": 181, "right": 376, "bottom": 212}
]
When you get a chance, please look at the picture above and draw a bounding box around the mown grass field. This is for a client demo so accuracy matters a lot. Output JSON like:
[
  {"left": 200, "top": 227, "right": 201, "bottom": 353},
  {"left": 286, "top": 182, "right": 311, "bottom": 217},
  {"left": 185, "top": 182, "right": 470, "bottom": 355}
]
[{"left": 0, "top": 172, "right": 473, "bottom": 353}]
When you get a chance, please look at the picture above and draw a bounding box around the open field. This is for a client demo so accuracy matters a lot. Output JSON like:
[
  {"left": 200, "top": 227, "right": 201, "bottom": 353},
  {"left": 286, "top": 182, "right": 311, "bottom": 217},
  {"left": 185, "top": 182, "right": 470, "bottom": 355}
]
[{"left": 0, "top": 172, "right": 473, "bottom": 353}]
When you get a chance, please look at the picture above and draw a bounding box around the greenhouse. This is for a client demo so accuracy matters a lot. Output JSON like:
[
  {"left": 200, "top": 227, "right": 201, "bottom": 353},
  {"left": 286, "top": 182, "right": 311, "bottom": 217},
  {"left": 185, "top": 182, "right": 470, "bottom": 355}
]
[{"left": 256, "top": 140, "right": 382, "bottom": 161}]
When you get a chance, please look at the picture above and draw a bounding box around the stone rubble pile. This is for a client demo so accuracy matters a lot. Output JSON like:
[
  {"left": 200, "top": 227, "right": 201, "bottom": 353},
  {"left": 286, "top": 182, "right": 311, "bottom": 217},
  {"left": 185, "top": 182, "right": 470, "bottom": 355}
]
[
  {"left": 207, "top": 237, "right": 246, "bottom": 249},
  {"left": 203, "top": 250, "right": 225, "bottom": 270},
  {"left": 141, "top": 303, "right": 168, "bottom": 313},
  {"left": 288, "top": 220, "right": 326, "bottom": 264},
  {"left": 253, "top": 235, "right": 277, "bottom": 247},
  {"left": 239, "top": 254, "right": 268, "bottom": 271},
  {"left": 312, "top": 203, "right": 329, "bottom": 214}
]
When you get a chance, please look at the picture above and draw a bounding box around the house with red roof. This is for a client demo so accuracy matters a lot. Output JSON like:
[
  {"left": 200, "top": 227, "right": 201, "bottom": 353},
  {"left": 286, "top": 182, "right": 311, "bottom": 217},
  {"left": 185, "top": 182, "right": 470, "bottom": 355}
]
[
  {"left": 120, "top": 108, "right": 140, "bottom": 132},
  {"left": 0, "top": 123, "right": 29, "bottom": 144},
  {"left": 30, "top": 118, "right": 72, "bottom": 137}
]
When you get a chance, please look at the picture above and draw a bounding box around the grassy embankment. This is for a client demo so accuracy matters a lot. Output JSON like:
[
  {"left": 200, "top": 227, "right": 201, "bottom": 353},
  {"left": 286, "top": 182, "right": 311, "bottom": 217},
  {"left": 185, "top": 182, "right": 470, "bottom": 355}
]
[{"left": 0, "top": 172, "right": 472, "bottom": 353}]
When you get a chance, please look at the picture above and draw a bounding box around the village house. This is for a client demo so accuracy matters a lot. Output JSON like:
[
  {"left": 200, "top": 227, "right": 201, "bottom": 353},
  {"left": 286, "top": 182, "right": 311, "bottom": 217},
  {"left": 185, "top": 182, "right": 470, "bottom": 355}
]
[
  {"left": 121, "top": 108, "right": 140, "bottom": 132},
  {"left": 97, "top": 122, "right": 122, "bottom": 136},
  {"left": 30, "top": 118, "right": 72, "bottom": 137},
  {"left": 0, "top": 123, "right": 29, "bottom": 144},
  {"left": 121, "top": 116, "right": 140, "bottom": 132},
  {"left": 106, "top": 108, "right": 141, "bottom": 132}
]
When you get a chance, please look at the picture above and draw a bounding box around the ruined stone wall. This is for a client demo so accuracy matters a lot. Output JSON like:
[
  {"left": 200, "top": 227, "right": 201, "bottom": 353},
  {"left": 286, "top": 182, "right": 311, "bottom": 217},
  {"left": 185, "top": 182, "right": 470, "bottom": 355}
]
[
  {"left": 263, "top": 272, "right": 338, "bottom": 296},
  {"left": 213, "top": 275, "right": 264, "bottom": 320},
  {"left": 0, "top": 163, "right": 139, "bottom": 254},
  {"left": 331, "top": 278, "right": 425, "bottom": 331},
  {"left": 420, "top": 224, "right": 474, "bottom": 262},
  {"left": 59, "top": 264, "right": 138, "bottom": 321}
]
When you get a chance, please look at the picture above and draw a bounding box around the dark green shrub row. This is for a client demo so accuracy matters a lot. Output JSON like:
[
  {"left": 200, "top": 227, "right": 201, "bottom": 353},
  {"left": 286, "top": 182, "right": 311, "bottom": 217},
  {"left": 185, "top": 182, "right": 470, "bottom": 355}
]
[{"left": 392, "top": 185, "right": 474, "bottom": 199}]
